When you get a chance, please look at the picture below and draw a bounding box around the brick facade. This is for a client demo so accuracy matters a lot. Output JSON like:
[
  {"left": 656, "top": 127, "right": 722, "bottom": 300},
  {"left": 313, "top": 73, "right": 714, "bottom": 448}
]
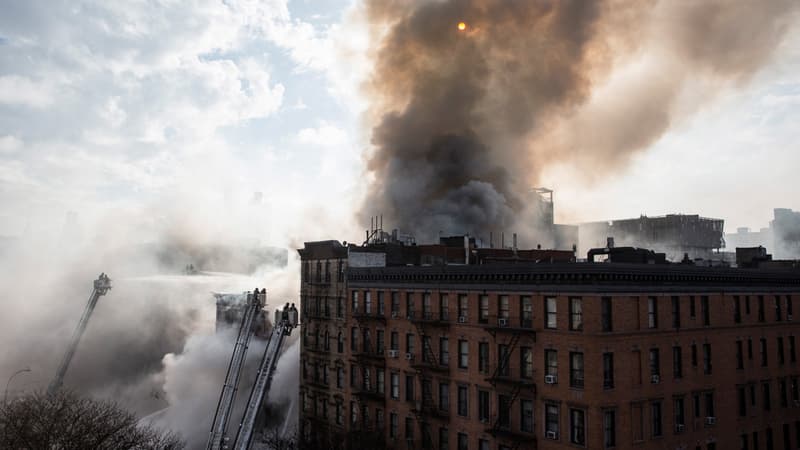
[{"left": 298, "top": 240, "right": 800, "bottom": 450}]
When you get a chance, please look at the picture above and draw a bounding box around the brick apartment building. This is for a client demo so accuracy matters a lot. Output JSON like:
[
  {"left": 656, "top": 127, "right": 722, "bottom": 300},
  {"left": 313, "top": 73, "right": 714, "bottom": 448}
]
[{"left": 298, "top": 238, "right": 800, "bottom": 450}]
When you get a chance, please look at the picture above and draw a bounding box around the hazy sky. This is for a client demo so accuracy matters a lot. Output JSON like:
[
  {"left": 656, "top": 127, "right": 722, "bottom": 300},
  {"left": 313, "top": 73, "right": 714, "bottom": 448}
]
[{"left": 0, "top": 0, "right": 798, "bottom": 248}]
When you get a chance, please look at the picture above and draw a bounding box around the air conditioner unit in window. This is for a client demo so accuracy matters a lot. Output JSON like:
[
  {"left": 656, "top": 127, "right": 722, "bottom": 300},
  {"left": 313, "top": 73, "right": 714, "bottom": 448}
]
[
  {"left": 498, "top": 318, "right": 509, "bottom": 327},
  {"left": 405, "top": 353, "right": 413, "bottom": 360},
  {"left": 458, "top": 316, "right": 467, "bottom": 323},
  {"left": 651, "top": 374, "right": 660, "bottom": 384},
  {"left": 388, "top": 350, "right": 398, "bottom": 358},
  {"left": 705, "top": 416, "right": 716, "bottom": 425},
  {"left": 675, "top": 424, "right": 685, "bottom": 433},
  {"left": 391, "top": 311, "right": 398, "bottom": 319},
  {"left": 544, "top": 375, "right": 557, "bottom": 384},
  {"left": 545, "top": 430, "right": 558, "bottom": 440}
]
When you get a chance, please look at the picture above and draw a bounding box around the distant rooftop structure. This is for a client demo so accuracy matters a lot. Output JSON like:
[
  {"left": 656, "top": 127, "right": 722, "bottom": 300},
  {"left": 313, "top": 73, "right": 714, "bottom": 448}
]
[{"left": 579, "top": 214, "right": 724, "bottom": 261}]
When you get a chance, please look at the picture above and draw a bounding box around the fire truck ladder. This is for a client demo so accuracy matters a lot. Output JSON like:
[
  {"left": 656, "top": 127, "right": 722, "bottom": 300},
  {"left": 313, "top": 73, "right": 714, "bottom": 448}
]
[
  {"left": 47, "top": 273, "right": 112, "bottom": 396},
  {"left": 232, "top": 318, "right": 294, "bottom": 450},
  {"left": 206, "top": 290, "right": 263, "bottom": 450}
]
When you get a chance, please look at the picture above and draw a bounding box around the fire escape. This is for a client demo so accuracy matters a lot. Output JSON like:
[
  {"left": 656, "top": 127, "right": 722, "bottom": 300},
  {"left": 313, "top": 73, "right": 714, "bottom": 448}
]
[
  {"left": 484, "top": 317, "right": 537, "bottom": 450},
  {"left": 410, "top": 308, "right": 450, "bottom": 450}
]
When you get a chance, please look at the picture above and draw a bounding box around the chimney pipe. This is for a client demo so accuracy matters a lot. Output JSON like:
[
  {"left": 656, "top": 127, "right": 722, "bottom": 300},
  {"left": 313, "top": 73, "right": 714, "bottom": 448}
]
[
  {"left": 501, "top": 232, "right": 505, "bottom": 249},
  {"left": 464, "top": 235, "right": 470, "bottom": 265},
  {"left": 489, "top": 231, "right": 494, "bottom": 248},
  {"left": 607, "top": 237, "right": 615, "bottom": 249}
]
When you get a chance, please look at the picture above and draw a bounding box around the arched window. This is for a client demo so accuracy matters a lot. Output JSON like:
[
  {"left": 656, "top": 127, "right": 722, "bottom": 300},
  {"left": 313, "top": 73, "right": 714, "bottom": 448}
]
[
  {"left": 337, "top": 332, "right": 344, "bottom": 353},
  {"left": 324, "top": 330, "right": 330, "bottom": 350}
]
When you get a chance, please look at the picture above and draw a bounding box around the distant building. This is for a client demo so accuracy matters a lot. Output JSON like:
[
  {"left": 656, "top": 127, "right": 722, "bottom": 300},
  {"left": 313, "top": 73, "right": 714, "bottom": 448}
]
[
  {"left": 726, "top": 208, "right": 800, "bottom": 260},
  {"left": 579, "top": 214, "right": 725, "bottom": 261},
  {"left": 298, "top": 236, "right": 800, "bottom": 450}
]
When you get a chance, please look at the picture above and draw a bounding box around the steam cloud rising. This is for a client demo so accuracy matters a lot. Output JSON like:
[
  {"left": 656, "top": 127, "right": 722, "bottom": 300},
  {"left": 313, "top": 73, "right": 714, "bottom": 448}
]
[{"left": 360, "top": 0, "right": 798, "bottom": 244}]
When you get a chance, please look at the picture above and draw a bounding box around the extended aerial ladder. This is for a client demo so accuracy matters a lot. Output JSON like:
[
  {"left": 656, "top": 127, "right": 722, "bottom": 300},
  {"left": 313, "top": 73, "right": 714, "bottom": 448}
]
[
  {"left": 47, "top": 273, "right": 112, "bottom": 396},
  {"left": 206, "top": 288, "right": 265, "bottom": 450},
  {"left": 232, "top": 308, "right": 296, "bottom": 450}
]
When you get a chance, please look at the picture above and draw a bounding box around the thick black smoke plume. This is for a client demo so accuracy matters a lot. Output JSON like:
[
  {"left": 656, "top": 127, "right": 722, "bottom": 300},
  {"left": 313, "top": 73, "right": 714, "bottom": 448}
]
[{"left": 360, "top": 0, "right": 798, "bottom": 244}]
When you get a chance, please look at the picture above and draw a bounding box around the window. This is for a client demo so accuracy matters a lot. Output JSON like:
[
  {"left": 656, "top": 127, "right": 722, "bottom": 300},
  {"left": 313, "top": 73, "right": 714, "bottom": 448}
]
[
  {"left": 440, "top": 337, "right": 449, "bottom": 365},
  {"left": 545, "top": 403, "right": 560, "bottom": 437},
  {"left": 391, "top": 373, "right": 399, "bottom": 399},
  {"left": 458, "top": 340, "right": 468, "bottom": 369},
  {"left": 691, "top": 343, "right": 698, "bottom": 367},
  {"left": 324, "top": 330, "right": 330, "bottom": 351},
  {"left": 336, "top": 402, "right": 343, "bottom": 425},
  {"left": 498, "top": 395, "right": 511, "bottom": 428},
  {"left": 377, "top": 291, "right": 385, "bottom": 316},
  {"left": 498, "top": 344, "right": 510, "bottom": 376},
  {"left": 748, "top": 337, "right": 754, "bottom": 360},
  {"left": 601, "top": 296, "right": 613, "bottom": 332},
  {"left": 337, "top": 296, "right": 344, "bottom": 318},
  {"left": 479, "top": 439, "right": 489, "bottom": 450},
  {"left": 350, "top": 327, "right": 358, "bottom": 351},
  {"left": 673, "top": 346, "right": 683, "bottom": 378},
  {"left": 784, "top": 423, "right": 791, "bottom": 450},
  {"left": 337, "top": 367, "right": 344, "bottom": 388},
  {"left": 650, "top": 348, "right": 661, "bottom": 377},
  {"left": 736, "top": 340, "right": 744, "bottom": 369},
  {"left": 761, "top": 338, "right": 769, "bottom": 367},
  {"left": 521, "top": 399, "right": 534, "bottom": 432},
  {"left": 423, "top": 292, "right": 431, "bottom": 319},
  {"left": 738, "top": 386, "right": 747, "bottom": 416},
  {"left": 648, "top": 297, "right": 659, "bottom": 328},
  {"left": 457, "top": 433, "right": 468, "bottom": 450},
  {"left": 389, "top": 412, "right": 398, "bottom": 439},
  {"left": 521, "top": 347, "right": 533, "bottom": 379},
  {"left": 458, "top": 294, "right": 468, "bottom": 320},
  {"left": 788, "top": 296, "right": 794, "bottom": 319},
  {"left": 377, "top": 369, "right": 385, "bottom": 394},
  {"left": 406, "top": 333, "right": 415, "bottom": 355},
  {"left": 632, "top": 350, "right": 642, "bottom": 385},
  {"left": 790, "top": 336, "right": 797, "bottom": 362},
  {"left": 751, "top": 384, "right": 757, "bottom": 408},
  {"left": 365, "top": 291, "right": 372, "bottom": 314},
  {"left": 337, "top": 260, "right": 344, "bottom": 282},
  {"left": 632, "top": 403, "right": 644, "bottom": 441},
  {"left": 499, "top": 295, "right": 510, "bottom": 319},
  {"left": 754, "top": 431, "right": 759, "bottom": 450},
  {"left": 603, "top": 409, "right": 616, "bottom": 448},
  {"left": 545, "top": 297, "right": 557, "bottom": 329},
  {"left": 570, "top": 409, "right": 586, "bottom": 445},
  {"left": 405, "top": 417, "right": 414, "bottom": 440},
  {"left": 764, "top": 382, "right": 772, "bottom": 411},
  {"left": 439, "top": 294, "right": 449, "bottom": 321},
  {"left": 767, "top": 427, "right": 774, "bottom": 450},
  {"left": 479, "top": 342, "right": 489, "bottom": 374},
  {"left": 776, "top": 296, "right": 783, "bottom": 321},
  {"left": 350, "top": 364, "right": 357, "bottom": 387},
  {"left": 651, "top": 401, "right": 662, "bottom": 437},
  {"left": 701, "top": 296, "right": 710, "bottom": 326},
  {"left": 478, "top": 390, "right": 489, "bottom": 423},
  {"left": 545, "top": 349, "right": 558, "bottom": 378},
  {"left": 479, "top": 295, "right": 489, "bottom": 324},
  {"left": 351, "top": 291, "right": 359, "bottom": 313},
  {"left": 703, "top": 343, "right": 712, "bottom": 374},
  {"left": 674, "top": 397, "right": 685, "bottom": 430},
  {"left": 457, "top": 385, "right": 468, "bottom": 417},
  {"left": 570, "top": 297, "right": 583, "bottom": 331},
  {"left": 439, "top": 383, "right": 449, "bottom": 411},
  {"left": 734, "top": 296, "right": 742, "bottom": 323},
  {"left": 350, "top": 401, "right": 357, "bottom": 425},
  {"left": 759, "top": 296, "right": 766, "bottom": 322},
  {"left": 391, "top": 292, "right": 400, "bottom": 316},
  {"left": 389, "top": 332, "right": 399, "bottom": 352},
  {"left": 406, "top": 292, "right": 415, "bottom": 318},
  {"left": 693, "top": 393, "right": 701, "bottom": 418},
  {"left": 439, "top": 427, "right": 448, "bottom": 450},
  {"left": 780, "top": 378, "right": 788, "bottom": 408},
  {"left": 690, "top": 296, "right": 696, "bottom": 318},
  {"left": 521, "top": 296, "right": 533, "bottom": 328},
  {"left": 376, "top": 408, "right": 384, "bottom": 431},
  {"left": 792, "top": 377, "right": 799, "bottom": 403},
  {"left": 672, "top": 296, "right": 681, "bottom": 328},
  {"left": 570, "top": 352, "right": 584, "bottom": 388},
  {"left": 603, "top": 352, "right": 614, "bottom": 389},
  {"left": 779, "top": 337, "right": 786, "bottom": 365},
  {"left": 405, "top": 375, "right": 414, "bottom": 402}
]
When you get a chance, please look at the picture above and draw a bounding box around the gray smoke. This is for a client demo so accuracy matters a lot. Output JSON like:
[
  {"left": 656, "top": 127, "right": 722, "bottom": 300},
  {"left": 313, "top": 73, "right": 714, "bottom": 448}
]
[{"left": 360, "top": 0, "right": 798, "bottom": 243}]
